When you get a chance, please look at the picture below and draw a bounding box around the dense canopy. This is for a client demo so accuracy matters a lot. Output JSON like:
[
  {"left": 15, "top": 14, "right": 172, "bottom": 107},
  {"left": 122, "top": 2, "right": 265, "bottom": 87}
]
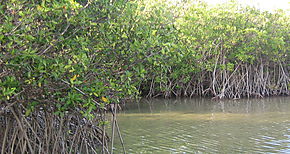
[{"left": 0, "top": 0, "right": 289, "bottom": 153}]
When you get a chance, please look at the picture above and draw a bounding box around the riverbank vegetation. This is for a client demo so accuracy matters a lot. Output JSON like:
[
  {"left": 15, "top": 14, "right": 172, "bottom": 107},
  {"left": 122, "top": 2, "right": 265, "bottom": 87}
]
[{"left": 1, "top": 0, "right": 289, "bottom": 153}]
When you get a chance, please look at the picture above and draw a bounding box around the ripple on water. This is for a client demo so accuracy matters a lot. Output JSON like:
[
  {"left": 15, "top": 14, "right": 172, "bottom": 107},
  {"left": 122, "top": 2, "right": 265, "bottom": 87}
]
[{"left": 114, "top": 97, "right": 290, "bottom": 153}]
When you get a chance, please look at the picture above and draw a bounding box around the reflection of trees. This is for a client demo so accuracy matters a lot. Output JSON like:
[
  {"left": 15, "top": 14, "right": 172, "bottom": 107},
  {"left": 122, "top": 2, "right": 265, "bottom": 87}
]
[
  {"left": 212, "top": 97, "right": 289, "bottom": 113},
  {"left": 122, "top": 97, "right": 290, "bottom": 115}
]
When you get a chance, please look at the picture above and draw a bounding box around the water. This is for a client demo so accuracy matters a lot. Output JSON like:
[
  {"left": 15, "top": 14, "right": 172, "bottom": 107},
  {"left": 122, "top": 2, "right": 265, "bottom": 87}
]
[{"left": 112, "top": 97, "right": 290, "bottom": 153}]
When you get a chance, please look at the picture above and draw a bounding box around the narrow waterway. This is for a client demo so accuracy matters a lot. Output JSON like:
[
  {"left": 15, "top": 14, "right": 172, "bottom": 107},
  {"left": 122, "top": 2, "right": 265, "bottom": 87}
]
[{"left": 113, "top": 97, "right": 290, "bottom": 153}]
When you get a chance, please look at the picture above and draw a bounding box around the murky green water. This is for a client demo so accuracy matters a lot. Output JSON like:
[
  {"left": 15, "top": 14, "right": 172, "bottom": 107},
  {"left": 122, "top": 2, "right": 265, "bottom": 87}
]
[{"left": 113, "top": 97, "right": 290, "bottom": 153}]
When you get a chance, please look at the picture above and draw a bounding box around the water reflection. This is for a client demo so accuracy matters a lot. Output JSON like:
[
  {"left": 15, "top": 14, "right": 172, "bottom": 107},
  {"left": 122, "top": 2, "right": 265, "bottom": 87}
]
[{"left": 115, "top": 97, "right": 290, "bottom": 153}]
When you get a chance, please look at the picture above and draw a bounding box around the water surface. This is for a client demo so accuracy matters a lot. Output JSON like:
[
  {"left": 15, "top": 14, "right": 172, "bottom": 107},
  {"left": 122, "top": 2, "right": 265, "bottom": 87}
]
[{"left": 114, "top": 97, "right": 290, "bottom": 153}]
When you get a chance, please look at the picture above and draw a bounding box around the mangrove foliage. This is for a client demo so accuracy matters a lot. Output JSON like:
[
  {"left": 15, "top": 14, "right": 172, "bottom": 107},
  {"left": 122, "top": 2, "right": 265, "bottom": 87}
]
[{"left": 0, "top": 0, "right": 289, "bottom": 153}]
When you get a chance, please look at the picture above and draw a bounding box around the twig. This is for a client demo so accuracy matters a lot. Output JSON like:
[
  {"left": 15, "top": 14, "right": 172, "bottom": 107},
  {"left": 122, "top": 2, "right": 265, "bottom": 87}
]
[
  {"left": 0, "top": 90, "right": 25, "bottom": 114},
  {"left": 1, "top": 117, "right": 10, "bottom": 154},
  {"left": 60, "top": 79, "right": 101, "bottom": 107},
  {"left": 111, "top": 104, "right": 117, "bottom": 154},
  {"left": 9, "top": 107, "right": 34, "bottom": 154},
  {"left": 115, "top": 118, "right": 126, "bottom": 154}
]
